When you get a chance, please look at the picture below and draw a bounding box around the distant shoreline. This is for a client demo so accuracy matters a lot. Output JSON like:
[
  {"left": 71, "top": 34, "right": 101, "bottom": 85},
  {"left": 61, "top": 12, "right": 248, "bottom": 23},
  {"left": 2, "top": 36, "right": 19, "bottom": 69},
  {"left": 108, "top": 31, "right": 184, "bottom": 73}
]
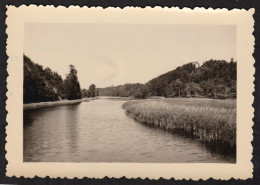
[{"left": 23, "top": 96, "right": 236, "bottom": 110}]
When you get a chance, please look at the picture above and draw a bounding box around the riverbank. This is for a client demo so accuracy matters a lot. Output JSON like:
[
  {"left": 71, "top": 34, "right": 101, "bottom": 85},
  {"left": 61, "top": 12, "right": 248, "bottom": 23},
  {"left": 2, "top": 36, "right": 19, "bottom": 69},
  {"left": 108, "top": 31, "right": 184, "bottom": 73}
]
[
  {"left": 122, "top": 98, "right": 236, "bottom": 148},
  {"left": 24, "top": 99, "right": 83, "bottom": 110}
]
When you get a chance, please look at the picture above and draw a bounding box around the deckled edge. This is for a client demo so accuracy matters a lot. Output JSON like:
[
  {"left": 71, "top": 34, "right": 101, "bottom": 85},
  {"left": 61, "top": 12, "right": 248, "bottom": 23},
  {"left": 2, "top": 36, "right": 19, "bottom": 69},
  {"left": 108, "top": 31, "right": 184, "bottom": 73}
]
[
  {"left": 4, "top": 5, "right": 256, "bottom": 181},
  {"left": 0, "top": 2, "right": 7, "bottom": 182},
  {"left": 5, "top": 4, "right": 255, "bottom": 12}
]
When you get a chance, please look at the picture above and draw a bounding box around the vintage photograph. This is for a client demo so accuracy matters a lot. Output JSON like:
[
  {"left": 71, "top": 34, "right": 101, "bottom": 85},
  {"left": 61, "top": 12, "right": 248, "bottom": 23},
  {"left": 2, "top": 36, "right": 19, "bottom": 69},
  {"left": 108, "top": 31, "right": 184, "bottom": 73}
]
[
  {"left": 23, "top": 23, "right": 237, "bottom": 163},
  {"left": 6, "top": 6, "right": 254, "bottom": 179}
]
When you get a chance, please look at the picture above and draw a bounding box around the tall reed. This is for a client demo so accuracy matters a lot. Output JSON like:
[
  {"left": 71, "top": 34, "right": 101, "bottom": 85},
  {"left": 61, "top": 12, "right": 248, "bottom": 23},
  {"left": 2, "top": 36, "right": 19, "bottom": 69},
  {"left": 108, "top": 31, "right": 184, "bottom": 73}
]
[{"left": 122, "top": 98, "right": 236, "bottom": 147}]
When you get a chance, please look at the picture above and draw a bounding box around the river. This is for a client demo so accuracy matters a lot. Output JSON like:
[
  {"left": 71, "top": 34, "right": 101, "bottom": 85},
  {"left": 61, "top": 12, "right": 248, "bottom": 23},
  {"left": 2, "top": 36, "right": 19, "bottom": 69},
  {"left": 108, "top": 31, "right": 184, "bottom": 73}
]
[{"left": 24, "top": 97, "right": 235, "bottom": 163}]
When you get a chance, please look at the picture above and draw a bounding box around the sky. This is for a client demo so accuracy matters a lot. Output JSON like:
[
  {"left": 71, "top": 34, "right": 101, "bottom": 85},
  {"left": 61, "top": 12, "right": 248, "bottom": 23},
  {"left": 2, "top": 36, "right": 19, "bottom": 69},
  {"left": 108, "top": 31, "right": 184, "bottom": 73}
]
[{"left": 24, "top": 23, "right": 236, "bottom": 89}]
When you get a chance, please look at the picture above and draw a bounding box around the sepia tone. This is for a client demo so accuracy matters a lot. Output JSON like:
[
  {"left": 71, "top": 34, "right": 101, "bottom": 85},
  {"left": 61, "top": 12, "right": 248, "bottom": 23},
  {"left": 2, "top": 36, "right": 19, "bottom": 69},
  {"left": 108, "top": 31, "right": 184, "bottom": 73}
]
[{"left": 6, "top": 6, "right": 254, "bottom": 180}]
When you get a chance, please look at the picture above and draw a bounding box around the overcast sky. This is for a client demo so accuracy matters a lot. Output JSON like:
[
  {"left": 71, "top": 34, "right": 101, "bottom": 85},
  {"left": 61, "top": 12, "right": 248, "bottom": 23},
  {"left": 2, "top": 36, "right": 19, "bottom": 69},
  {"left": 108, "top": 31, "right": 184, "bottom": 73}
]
[{"left": 24, "top": 23, "right": 236, "bottom": 89}]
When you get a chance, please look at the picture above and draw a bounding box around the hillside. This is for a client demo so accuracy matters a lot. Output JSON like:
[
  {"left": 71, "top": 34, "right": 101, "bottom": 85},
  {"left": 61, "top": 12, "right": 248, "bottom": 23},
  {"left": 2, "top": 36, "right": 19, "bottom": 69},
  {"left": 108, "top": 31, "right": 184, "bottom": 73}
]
[
  {"left": 24, "top": 55, "right": 64, "bottom": 103},
  {"left": 99, "top": 59, "right": 237, "bottom": 98},
  {"left": 24, "top": 55, "right": 81, "bottom": 103}
]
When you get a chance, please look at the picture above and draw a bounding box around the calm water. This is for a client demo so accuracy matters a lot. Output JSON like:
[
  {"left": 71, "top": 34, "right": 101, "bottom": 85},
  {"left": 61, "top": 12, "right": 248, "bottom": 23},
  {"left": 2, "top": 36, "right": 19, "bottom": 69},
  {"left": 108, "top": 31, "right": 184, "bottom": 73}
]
[{"left": 24, "top": 97, "right": 235, "bottom": 163}]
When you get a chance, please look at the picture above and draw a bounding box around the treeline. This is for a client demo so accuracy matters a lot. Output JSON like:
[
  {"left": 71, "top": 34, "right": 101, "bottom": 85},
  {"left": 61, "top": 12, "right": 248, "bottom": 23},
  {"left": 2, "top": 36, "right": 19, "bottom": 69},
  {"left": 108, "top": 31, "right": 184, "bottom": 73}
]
[
  {"left": 24, "top": 55, "right": 236, "bottom": 103},
  {"left": 99, "top": 59, "right": 237, "bottom": 98},
  {"left": 24, "top": 55, "right": 82, "bottom": 103},
  {"left": 98, "top": 83, "right": 143, "bottom": 97},
  {"left": 81, "top": 84, "right": 99, "bottom": 98}
]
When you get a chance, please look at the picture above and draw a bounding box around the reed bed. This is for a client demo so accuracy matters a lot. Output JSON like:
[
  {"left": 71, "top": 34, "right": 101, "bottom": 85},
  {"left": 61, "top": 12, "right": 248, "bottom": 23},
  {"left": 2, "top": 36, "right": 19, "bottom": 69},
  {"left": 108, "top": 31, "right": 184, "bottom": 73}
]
[{"left": 122, "top": 98, "right": 236, "bottom": 147}]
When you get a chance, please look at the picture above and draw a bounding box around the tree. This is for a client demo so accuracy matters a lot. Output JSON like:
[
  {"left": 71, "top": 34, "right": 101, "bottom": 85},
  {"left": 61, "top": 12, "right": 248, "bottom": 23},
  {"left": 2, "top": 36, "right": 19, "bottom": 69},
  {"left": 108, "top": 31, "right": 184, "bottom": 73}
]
[
  {"left": 184, "top": 82, "right": 203, "bottom": 97},
  {"left": 166, "top": 79, "right": 185, "bottom": 97},
  {"left": 88, "top": 84, "right": 96, "bottom": 97},
  {"left": 81, "top": 88, "right": 88, "bottom": 98},
  {"left": 200, "top": 81, "right": 215, "bottom": 95},
  {"left": 63, "top": 65, "right": 82, "bottom": 100}
]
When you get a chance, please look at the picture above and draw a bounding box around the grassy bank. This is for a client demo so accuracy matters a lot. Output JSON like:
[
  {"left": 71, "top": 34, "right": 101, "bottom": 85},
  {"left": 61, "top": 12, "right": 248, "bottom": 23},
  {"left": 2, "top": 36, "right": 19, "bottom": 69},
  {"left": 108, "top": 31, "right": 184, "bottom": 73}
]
[
  {"left": 122, "top": 98, "right": 236, "bottom": 147},
  {"left": 24, "top": 99, "right": 82, "bottom": 110}
]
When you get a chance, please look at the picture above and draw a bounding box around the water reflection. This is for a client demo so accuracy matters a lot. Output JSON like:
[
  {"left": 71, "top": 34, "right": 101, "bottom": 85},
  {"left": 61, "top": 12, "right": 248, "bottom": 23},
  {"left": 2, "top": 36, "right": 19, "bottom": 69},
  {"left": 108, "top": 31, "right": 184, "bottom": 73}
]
[
  {"left": 137, "top": 122, "right": 236, "bottom": 162},
  {"left": 24, "top": 99, "right": 236, "bottom": 163},
  {"left": 64, "top": 105, "right": 79, "bottom": 152}
]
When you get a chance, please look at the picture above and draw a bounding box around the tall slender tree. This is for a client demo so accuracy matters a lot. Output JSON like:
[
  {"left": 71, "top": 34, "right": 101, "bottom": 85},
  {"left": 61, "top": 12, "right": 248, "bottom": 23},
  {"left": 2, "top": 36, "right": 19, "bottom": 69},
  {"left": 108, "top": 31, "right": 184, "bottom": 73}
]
[{"left": 63, "top": 65, "right": 82, "bottom": 100}]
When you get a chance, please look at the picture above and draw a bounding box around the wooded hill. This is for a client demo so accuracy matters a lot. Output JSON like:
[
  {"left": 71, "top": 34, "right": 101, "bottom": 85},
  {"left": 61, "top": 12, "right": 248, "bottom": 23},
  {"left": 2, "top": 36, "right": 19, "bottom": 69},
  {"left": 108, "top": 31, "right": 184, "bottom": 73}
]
[
  {"left": 24, "top": 55, "right": 236, "bottom": 103},
  {"left": 99, "top": 59, "right": 237, "bottom": 98},
  {"left": 24, "top": 55, "right": 82, "bottom": 103}
]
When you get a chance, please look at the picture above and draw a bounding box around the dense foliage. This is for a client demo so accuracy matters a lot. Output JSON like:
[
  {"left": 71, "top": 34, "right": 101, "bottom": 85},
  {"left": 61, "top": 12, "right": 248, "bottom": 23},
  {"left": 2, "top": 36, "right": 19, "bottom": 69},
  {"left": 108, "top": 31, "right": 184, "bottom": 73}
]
[
  {"left": 81, "top": 84, "right": 98, "bottom": 98},
  {"left": 24, "top": 55, "right": 236, "bottom": 103},
  {"left": 24, "top": 55, "right": 82, "bottom": 103},
  {"left": 98, "top": 83, "right": 144, "bottom": 98},
  {"left": 63, "top": 65, "right": 82, "bottom": 100},
  {"left": 99, "top": 59, "right": 237, "bottom": 98}
]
